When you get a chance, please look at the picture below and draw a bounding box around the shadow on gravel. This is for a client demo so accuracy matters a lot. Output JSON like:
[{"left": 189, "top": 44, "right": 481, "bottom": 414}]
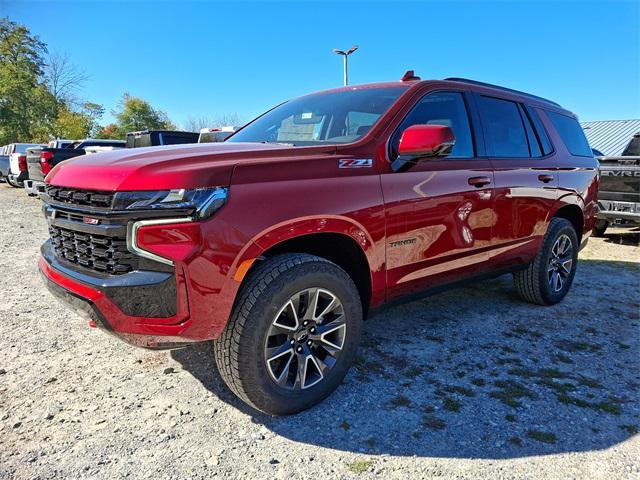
[
  {"left": 602, "top": 227, "right": 640, "bottom": 246},
  {"left": 172, "top": 259, "right": 640, "bottom": 459}
]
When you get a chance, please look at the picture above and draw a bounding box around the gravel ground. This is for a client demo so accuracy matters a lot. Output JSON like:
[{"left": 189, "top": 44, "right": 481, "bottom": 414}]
[{"left": 0, "top": 184, "right": 638, "bottom": 480}]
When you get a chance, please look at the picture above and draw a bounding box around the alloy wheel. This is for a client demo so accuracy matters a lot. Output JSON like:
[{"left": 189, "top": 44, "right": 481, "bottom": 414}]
[
  {"left": 264, "top": 288, "right": 346, "bottom": 390},
  {"left": 547, "top": 234, "right": 573, "bottom": 292}
]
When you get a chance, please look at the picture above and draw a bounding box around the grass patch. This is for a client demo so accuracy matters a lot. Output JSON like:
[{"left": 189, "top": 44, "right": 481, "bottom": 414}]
[
  {"left": 403, "top": 366, "right": 424, "bottom": 378},
  {"left": 526, "top": 430, "right": 557, "bottom": 444},
  {"left": 508, "top": 367, "right": 569, "bottom": 379},
  {"left": 537, "top": 378, "right": 576, "bottom": 394},
  {"left": 578, "top": 375, "right": 602, "bottom": 389},
  {"left": 443, "top": 397, "right": 461, "bottom": 412},
  {"left": 444, "top": 385, "right": 476, "bottom": 397},
  {"left": 554, "top": 339, "right": 601, "bottom": 353},
  {"left": 423, "top": 415, "right": 446, "bottom": 430},
  {"left": 425, "top": 335, "right": 444, "bottom": 344},
  {"left": 471, "top": 377, "right": 486, "bottom": 387},
  {"left": 496, "top": 357, "right": 523, "bottom": 366},
  {"left": 347, "top": 460, "right": 374, "bottom": 474},
  {"left": 508, "top": 436, "right": 523, "bottom": 447},
  {"left": 388, "top": 395, "right": 411, "bottom": 409},
  {"left": 490, "top": 380, "right": 535, "bottom": 408},
  {"left": 554, "top": 354, "right": 574, "bottom": 364},
  {"left": 556, "top": 394, "right": 622, "bottom": 415},
  {"left": 620, "top": 424, "right": 639, "bottom": 435}
]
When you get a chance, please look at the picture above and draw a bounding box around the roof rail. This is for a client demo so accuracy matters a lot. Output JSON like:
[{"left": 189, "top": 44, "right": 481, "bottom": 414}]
[{"left": 444, "top": 77, "right": 562, "bottom": 107}]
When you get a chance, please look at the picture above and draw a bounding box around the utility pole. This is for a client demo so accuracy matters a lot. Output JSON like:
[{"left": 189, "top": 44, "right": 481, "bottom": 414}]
[{"left": 332, "top": 46, "right": 359, "bottom": 86}]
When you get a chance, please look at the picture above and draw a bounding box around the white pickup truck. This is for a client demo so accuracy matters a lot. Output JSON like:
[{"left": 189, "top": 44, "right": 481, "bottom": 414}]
[{"left": 6, "top": 143, "right": 44, "bottom": 187}]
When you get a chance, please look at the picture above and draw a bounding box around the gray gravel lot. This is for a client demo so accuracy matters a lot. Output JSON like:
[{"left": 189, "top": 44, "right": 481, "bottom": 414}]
[{"left": 0, "top": 185, "right": 638, "bottom": 479}]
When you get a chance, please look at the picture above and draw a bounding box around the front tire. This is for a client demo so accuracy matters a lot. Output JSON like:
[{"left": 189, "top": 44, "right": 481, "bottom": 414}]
[
  {"left": 513, "top": 218, "right": 579, "bottom": 305},
  {"left": 214, "top": 253, "right": 363, "bottom": 415}
]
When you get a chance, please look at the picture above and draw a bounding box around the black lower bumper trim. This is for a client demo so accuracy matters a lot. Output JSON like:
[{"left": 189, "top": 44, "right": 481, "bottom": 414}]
[{"left": 41, "top": 241, "right": 178, "bottom": 318}]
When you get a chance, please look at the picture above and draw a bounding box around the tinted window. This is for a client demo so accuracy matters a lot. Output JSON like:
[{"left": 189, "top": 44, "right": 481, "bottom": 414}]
[
  {"left": 478, "top": 96, "right": 529, "bottom": 157},
  {"left": 546, "top": 111, "right": 593, "bottom": 157},
  {"left": 518, "top": 105, "right": 541, "bottom": 157},
  {"left": 391, "top": 91, "right": 474, "bottom": 159},
  {"left": 229, "top": 87, "right": 407, "bottom": 146},
  {"left": 525, "top": 106, "right": 553, "bottom": 155}
]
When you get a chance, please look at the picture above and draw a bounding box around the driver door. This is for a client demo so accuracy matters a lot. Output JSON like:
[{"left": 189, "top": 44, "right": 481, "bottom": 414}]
[{"left": 381, "top": 91, "right": 495, "bottom": 299}]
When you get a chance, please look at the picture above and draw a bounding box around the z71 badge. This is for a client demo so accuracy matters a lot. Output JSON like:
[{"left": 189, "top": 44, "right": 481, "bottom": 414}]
[{"left": 339, "top": 158, "right": 373, "bottom": 169}]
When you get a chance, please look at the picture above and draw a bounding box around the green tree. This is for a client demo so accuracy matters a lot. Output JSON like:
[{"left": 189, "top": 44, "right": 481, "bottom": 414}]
[
  {"left": 0, "top": 17, "right": 55, "bottom": 144},
  {"left": 112, "top": 93, "right": 175, "bottom": 136},
  {"left": 51, "top": 102, "right": 104, "bottom": 139}
]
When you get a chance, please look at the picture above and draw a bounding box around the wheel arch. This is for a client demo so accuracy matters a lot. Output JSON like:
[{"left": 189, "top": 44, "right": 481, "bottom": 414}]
[
  {"left": 230, "top": 216, "right": 381, "bottom": 317},
  {"left": 549, "top": 195, "right": 586, "bottom": 243}
]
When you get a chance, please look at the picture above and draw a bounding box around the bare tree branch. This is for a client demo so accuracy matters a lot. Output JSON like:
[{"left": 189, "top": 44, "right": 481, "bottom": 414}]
[
  {"left": 44, "top": 52, "right": 89, "bottom": 105},
  {"left": 183, "top": 113, "right": 243, "bottom": 132}
]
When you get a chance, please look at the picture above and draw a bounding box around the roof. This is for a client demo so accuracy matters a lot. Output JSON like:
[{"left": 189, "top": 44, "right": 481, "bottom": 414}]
[{"left": 581, "top": 119, "right": 640, "bottom": 156}]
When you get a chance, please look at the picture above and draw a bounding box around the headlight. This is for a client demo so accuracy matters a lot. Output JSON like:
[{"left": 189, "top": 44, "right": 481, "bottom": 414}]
[{"left": 113, "top": 187, "right": 228, "bottom": 219}]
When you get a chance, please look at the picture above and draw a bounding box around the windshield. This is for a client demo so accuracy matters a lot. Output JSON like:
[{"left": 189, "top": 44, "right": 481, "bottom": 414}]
[{"left": 228, "top": 86, "right": 407, "bottom": 146}]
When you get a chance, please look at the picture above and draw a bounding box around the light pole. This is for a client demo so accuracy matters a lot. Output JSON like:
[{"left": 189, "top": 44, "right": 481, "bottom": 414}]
[{"left": 332, "top": 45, "right": 358, "bottom": 86}]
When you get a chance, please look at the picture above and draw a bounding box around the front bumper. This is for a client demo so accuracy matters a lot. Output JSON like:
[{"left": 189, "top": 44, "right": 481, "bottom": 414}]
[{"left": 39, "top": 244, "right": 199, "bottom": 349}]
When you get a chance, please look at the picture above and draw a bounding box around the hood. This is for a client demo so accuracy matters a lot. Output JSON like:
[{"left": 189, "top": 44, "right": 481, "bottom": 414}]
[{"left": 46, "top": 142, "right": 334, "bottom": 191}]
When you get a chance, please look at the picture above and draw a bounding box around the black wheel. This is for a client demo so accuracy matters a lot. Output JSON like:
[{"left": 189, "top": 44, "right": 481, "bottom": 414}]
[
  {"left": 592, "top": 219, "right": 609, "bottom": 237},
  {"left": 513, "top": 218, "right": 579, "bottom": 306},
  {"left": 213, "top": 253, "right": 363, "bottom": 415}
]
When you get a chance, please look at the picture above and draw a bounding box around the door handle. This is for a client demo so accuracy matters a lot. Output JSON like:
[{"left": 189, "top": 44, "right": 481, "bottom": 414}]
[
  {"left": 468, "top": 176, "right": 491, "bottom": 188},
  {"left": 538, "top": 174, "right": 554, "bottom": 183}
]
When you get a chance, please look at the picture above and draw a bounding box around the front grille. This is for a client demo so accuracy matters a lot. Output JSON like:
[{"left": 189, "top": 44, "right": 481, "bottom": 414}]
[
  {"left": 46, "top": 185, "right": 114, "bottom": 208},
  {"left": 48, "top": 225, "right": 135, "bottom": 274}
]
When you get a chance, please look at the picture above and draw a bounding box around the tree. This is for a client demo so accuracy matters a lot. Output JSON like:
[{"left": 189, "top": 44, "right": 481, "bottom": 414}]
[
  {"left": 51, "top": 102, "right": 105, "bottom": 139},
  {"left": 95, "top": 123, "right": 120, "bottom": 139},
  {"left": 111, "top": 93, "right": 175, "bottom": 136},
  {"left": 0, "top": 17, "right": 53, "bottom": 144},
  {"left": 184, "top": 113, "right": 242, "bottom": 132},
  {"left": 44, "top": 52, "right": 89, "bottom": 105}
]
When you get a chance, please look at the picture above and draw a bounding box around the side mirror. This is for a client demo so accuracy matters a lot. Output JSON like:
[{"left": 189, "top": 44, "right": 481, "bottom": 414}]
[{"left": 393, "top": 124, "right": 455, "bottom": 172}]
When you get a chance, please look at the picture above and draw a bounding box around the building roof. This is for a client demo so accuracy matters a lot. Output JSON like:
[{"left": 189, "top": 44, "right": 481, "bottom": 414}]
[{"left": 581, "top": 119, "right": 640, "bottom": 156}]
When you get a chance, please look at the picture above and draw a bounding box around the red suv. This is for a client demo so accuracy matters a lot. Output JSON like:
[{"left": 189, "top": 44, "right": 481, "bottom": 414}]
[{"left": 39, "top": 75, "right": 598, "bottom": 414}]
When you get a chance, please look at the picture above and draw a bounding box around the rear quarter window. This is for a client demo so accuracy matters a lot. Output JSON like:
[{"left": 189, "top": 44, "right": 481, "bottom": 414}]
[{"left": 546, "top": 111, "right": 592, "bottom": 157}]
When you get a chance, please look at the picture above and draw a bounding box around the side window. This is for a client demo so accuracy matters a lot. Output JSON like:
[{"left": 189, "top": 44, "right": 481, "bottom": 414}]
[
  {"left": 478, "top": 96, "right": 529, "bottom": 158},
  {"left": 546, "top": 111, "right": 592, "bottom": 157},
  {"left": 391, "top": 91, "right": 474, "bottom": 159},
  {"left": 518, "top": 105, "right": 541, "bottom": 157},
  {"left": 524, "top": 106, "right": 553, "bottom": 155}
]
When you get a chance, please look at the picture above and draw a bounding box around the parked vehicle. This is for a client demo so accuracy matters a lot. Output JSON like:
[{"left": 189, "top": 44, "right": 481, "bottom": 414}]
[
  {"left": 198, "top": 126, "right": 238, "bottom": 143},
  {"left": 126, "top": 130, "right": 199, "bottom": 148},
  {"left": 25, "top": 139, "right": 125, "bottom": 196},
  {"left": 593, "top": 133, "right": 640, "bottom": 236},
  {"left": 0, "top": 145, "right": 11, "bottom": 182},
  {"left": 39, "top": 74, "right": 598, "bottom": 415},
  {"left": 6, "top": 143, "right": 44, "bottom": 187}
]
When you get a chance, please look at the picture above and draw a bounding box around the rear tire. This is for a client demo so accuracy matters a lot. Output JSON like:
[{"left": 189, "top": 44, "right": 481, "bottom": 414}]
[
  {"left": 592, "top": 219, "right": 609, "bottom": 237},
  {"left": 513, "top": 218, "right": 579, "bottom": 306},
  {"left": 214, "top": 253, "right": 363, "bottom": 415}
]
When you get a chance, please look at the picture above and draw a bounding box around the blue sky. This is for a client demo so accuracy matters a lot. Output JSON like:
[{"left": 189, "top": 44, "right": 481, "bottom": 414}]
[{"left": 3, "top": 0, "right": 639, "bottom": 128}]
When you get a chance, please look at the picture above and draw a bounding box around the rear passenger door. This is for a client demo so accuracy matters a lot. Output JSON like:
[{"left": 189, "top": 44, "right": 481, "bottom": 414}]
[{"left": 475, "top": 95, "right": 558, "bottom": 267}]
